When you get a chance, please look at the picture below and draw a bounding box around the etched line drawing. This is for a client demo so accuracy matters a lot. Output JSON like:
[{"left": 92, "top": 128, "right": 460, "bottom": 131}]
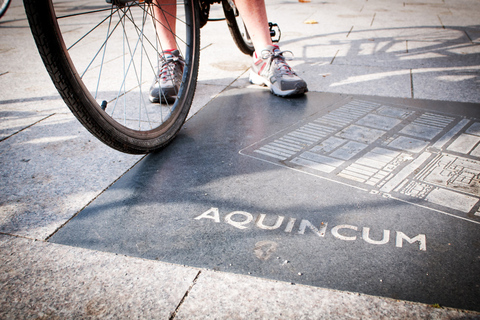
[{"left": 240, "top": 99, "right": 480, "bottom": 223}]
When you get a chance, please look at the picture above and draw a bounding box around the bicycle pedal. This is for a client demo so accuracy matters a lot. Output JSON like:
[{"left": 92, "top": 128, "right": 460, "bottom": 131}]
[{"left": 269, "top": 22, "right": 281, "bottom": 43}]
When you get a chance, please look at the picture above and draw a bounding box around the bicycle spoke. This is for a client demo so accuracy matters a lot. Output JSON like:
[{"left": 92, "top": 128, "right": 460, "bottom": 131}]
[
  {"left": 149, "top": 3, "right": 189, "bottom": 50},
  {"left": 94, "top": 6, "right": 115, "bottom": 99},
  {"left": 49, "top": 0, "right": 193, "bottom": 132},
  {"left": 26, "top": 0, "right": 198, "bottom": 153},
  {"left": 80, "top": 7, "right": 123, "bottom": 79},
  {"left": 130, "top": 3, "right": 153, "bottom": 130},
  {"left": 56, "top": 7, "right": 115, "bottom": 19},
  {"left": 110, "top": 6, "right": 151, "bottom": 126},
  {"left": 124, "top": 5, "right": 159, "bottom": 81},
  {"left": 149, "top": 5, "right": 168, "bottom": 123},
  {"left": 66, "top": 7, "right": 120, "bottom": 51}
]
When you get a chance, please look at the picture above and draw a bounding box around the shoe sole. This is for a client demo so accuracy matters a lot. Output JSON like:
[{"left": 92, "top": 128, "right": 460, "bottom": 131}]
[
  {"left": 149, "top": 88, "right": 177, "bottom": 104},
  {"left": 149, "top": 95, "right": 177, "bottom": 104},
  {"left": 149, "top": 95, "right": 160, "bottom": 104},
  {"left": 249, "top": 70, "right": 308, "bottom": 97}
]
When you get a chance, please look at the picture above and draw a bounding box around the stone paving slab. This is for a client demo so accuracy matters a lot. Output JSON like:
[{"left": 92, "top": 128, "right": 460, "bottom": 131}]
[
  {"left": 176, "top": 270, "right": 479, "bottom": 320},
  {"left": 300, "top": 64, "right": 413, "bottom": 98},
  {"left": 0, "top": 112, "right": 143, "bottom": 239},
  {"left": 412, "top": 66, "right": 480, "bottom": 102},
  {"left": 0, "top": 234, "right": 199, "bottom": 319},
  {"left": 267, "top": 0, "right": 480, "bottom": 104},
  {"left": 1, "top": 0, "right": 479, "bottom": 318},
  {"left": 2, "top": 234, "right": 478, "bottom": 319},
  {"left": 0, "top": 109, "right": 53, "bottom": 142},
  {"left": 0, "top": 0, "right": 248, "bottom": 241},
  {"left": 49, "top": 89, "right": 480, "bottom": 312}
]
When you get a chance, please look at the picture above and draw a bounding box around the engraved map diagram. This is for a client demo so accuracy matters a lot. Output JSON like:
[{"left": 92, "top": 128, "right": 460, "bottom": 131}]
[{"left": 240, "top": 99, "right": 480, "bottom": 223}]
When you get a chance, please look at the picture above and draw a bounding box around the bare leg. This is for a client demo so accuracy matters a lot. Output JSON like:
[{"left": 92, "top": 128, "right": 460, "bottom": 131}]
[
  {"left": 153, "top": 0, "right": 271, "bottom": 53},
  {"left": 149, "top": 0, "right": 183, "bottom": 104},
  {"left": 152, "top": 0, "right": 177, "bottom": 51},
  {"left": 233, "top": 0, "right": 273, "bottom": 54},
  {"left": 234, "top": 0, "right": 308, "bottom": 96}
]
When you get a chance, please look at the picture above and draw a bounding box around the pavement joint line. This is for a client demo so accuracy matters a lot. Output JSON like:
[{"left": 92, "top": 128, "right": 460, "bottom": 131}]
[
  {"left": 464, "top": 30, "right": 474, "bottom": 44},
  {"left": 2, "top": 0, "right": 480, "bottom": 316},
  {"left": 410, "top": 69, "right": 414, "bottom": 99},
  {"left": 220, "top": 268, "right": 480, "bottom": 316},
  {"left": 0, "top": 16, "right": 28, "bottom": 24},
  {"left": 346, "top": 26, "right": 354, "bottom": 38},
  {"left": 169, "top": 270, "right": 202, "bottom": 320},
  {"left": 44, "top": 154, "right": 148, "bottom": 242},
  {"left": 6, "top": 233, "right": 480, "bottom": 316},
  {"left": 437, "top": 15, "right": 445, "bottom": 29},
  {"left": 0, "top": 231, "right": 38, "bottom": 242},
  {"left": 330, "top": 49, "right": 339, "bottom": 65},
  {"left": 370, "top": 13, "right": 376, "bottom": 27},
  {"left": 0, "top": 95, "right": 65, "bottom": 105},
  {"left": 0, "top": 113, "right": 56, "bottom": 143},
  {"left": 192, "top": 68, "right": 250, "bottom": 114}
]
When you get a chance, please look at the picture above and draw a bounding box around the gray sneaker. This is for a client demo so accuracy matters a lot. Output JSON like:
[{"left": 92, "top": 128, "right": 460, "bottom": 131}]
[
  {"left": 149, "top": 50, "right": 184, "bottom": 104},
  {"left": 249, "top": 45, "right": 308, "bottom": 97}
]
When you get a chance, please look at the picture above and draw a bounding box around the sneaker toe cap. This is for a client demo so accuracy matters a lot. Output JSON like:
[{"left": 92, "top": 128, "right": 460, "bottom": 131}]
[{"left": 280, "top": 78, "right": 307, "bottom": 91}]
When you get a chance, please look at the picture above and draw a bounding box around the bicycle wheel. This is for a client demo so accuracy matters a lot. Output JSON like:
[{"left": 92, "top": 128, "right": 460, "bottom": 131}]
[
  {"left": 0, "top": 0, "right": 12, "bottom": 18},
  {"left": 23, "top": 0, "right": 200, "bottom": 154},
  {"left": 222, "top": 0, "right": 254, "bottom": 56}
]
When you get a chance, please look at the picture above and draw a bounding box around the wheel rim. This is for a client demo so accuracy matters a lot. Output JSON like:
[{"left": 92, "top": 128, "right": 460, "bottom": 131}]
[
  {"left": 0, "top": 0, "right": 10, "bottom": 16},
  {"left": 51, "top": 0, "right": 196, "bottom": 136}
]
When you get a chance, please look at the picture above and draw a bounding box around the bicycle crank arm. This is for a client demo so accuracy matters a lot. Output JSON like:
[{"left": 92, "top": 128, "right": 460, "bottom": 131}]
[{"left": 269, "top": 22, "right": 281, "bottom": 43}]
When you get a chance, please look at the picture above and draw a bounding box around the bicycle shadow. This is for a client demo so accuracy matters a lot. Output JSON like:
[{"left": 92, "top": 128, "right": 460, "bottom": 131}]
[
  {"left": 45, "top": 88, "right": 480, "bottom": 312},
  {"left": 276, "top": 25, "right": 480, "bottom": 102}
]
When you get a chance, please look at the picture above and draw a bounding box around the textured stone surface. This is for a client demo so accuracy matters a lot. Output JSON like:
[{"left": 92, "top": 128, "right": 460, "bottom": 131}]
[
  {"left": 3, "top": 234, "right": 477, "bottom": 319},
  {"left": 0, "top": 235, "right": 199, "bottom": 319},
  {"left": 0, "top": 0, "right": 479, "bottom": 317},
  {"left": 176, "top": 270, "right": 480, "bottom": 319},
  {"left": 0, "top": 112, "right": 143, "bottom": 240}
]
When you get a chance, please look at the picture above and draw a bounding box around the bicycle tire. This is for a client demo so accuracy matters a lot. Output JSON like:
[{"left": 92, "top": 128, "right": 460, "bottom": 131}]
[
  {"left": 0, "top": 0, "right": 11, "bottom": 18},
  {"left": 23, "top": 0, "right": 200, "bottom": 154},
  {"left": 222, "top": 0, "right": 254, "bottom": 56}
]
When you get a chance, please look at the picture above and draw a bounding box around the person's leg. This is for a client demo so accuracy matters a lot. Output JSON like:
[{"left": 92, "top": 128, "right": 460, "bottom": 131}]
[
  {"left": 154, "top": 0, "right": 272, "bottom": 53},
  {"left": 230, "top": 0, "right": 273, "bottom": 56},
  {"left": 152, "top": 0, "right": 177, "bottom": 51},
  {"left": 149, "top": 0, "right": 184, "bottom": 103},
  {"left": 234, "top": 0, "right": 308, "bottom": 96}
]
